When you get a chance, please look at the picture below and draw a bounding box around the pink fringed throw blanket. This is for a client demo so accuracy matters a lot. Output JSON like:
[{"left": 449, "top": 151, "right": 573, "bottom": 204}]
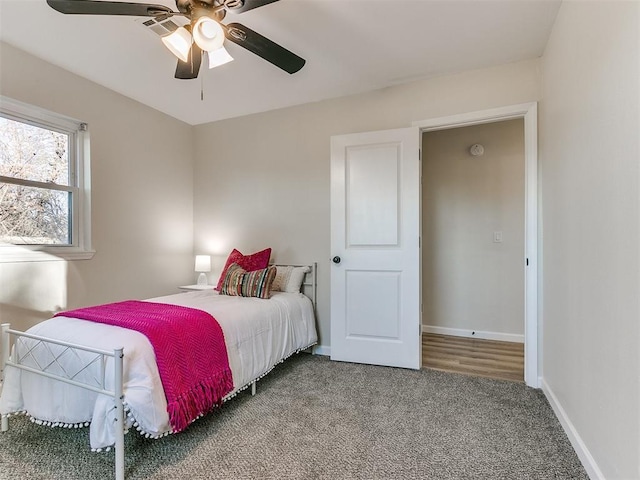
[{"left": 55, "top": 300, "right": 233, "bottom": 433}]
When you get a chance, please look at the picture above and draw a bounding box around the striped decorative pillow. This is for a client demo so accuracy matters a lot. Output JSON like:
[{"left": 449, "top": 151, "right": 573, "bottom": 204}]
[
  {"left": 219, "top": 263, "right": 276, "bottom": 299},
  {"left": 215, "top": 248, "right": 272, "bottom": 291}
]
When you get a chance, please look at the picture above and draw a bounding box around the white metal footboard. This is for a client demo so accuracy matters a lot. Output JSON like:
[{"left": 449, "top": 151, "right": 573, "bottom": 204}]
[{"left": 0, "top": 323, "right": 126, "bottom": 480}]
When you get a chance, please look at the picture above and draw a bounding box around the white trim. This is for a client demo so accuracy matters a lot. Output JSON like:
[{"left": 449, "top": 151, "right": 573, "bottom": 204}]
[
  {"left": 422, "top": 325, "right": 524, "bottom": 344},
  {"left": 522, "top": 103, "right": 539, "bottom": 388},
  {"left": 0, "top": 96, "right": 81, "bottom": 132},
  {"left": 542, "top": 379, "right": 605, "bottom": 480},
  {"left": 412, "top": 103, "right": 536, "bottom": 130},
  {"left": 312, "top": 345, "right": 331, "bottom": 356},
  {"left": 0, "top": 246, "right": 95, "bottom": 262},
  {"left": 413, "top": 102, "right": 539, "bottom": 387}
]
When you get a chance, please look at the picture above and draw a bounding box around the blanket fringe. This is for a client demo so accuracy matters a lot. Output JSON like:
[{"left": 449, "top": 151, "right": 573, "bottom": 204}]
[
  {"left": 1, "top": 410, "right": 91, "bottom": 430},
  {"left": 166, "top": 369, "right": 234, "bottom": 433}
]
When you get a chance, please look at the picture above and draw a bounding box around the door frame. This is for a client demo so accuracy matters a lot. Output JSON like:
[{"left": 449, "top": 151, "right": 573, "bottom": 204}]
[{"left": 413, "top": 102, "right": 539, "bottom": 388}]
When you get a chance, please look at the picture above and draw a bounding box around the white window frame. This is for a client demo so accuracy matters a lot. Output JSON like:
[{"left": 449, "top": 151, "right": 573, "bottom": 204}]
[{"left": 0, "top": 96, "right": 94, "bottom": 262}]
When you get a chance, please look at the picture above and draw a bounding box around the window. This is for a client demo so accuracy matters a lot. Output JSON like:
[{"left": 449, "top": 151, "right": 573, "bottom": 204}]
[{"left": 0, "top": 97, "right": 93, "bottom": 261}]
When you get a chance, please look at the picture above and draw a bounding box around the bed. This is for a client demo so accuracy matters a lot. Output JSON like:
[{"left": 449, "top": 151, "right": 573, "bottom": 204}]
[{"left": 0, "top": 261, "right": 318, "bottom": 480}]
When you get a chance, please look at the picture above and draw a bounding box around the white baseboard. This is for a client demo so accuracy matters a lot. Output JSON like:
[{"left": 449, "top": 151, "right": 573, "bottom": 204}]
[
  {"left": 312, "top": 345, "right": 331, "bottom": 356},
  {"left": 541, "top": 379, "right": 605, "bottom": 480},
  {"left": 422, "top": 325, "right": 524, "bottom": 343}
]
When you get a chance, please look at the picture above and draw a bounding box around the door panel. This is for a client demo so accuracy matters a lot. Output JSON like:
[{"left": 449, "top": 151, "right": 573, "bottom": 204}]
[
  {"left": 346, "top": 270, "right": 401, "bottom": 339},
  {"left": 346, "top": 144, "right": 400, "bottom": 246},
  {"left": 330, "top": 127, "right": 420, "bottom": 369}
]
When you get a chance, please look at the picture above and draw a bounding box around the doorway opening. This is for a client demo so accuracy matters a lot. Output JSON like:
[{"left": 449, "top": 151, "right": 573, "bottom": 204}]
[
  {"left": 414, "top": 103, "right": 538, "bottom": 387},
  {"left": 421, "top": 119, "right": 525, "bottom": 382}
]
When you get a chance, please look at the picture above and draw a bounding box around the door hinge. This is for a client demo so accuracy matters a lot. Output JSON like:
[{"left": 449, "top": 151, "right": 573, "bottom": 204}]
[{"left": 526, "top": 258, "right": 529, "bottom": 266}]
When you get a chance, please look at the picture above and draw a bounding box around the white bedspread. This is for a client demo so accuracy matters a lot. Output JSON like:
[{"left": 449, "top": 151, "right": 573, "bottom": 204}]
[{"left": 0, "top": 290, "right": 317, "bottom": 449}]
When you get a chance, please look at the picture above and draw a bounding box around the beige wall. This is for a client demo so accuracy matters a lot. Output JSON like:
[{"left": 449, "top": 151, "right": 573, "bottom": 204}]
[
  {"left": 422, "top": 119, "right": 525, "bottom": 338},
  {"left": 193, "top": 59, "right": 541, "bottom": 348},
  {"left": 0, "top": 42, "right": 195, "bottom": 332},
  {"left": 540, "top": 1, "right": 639, "bottom": 478}
]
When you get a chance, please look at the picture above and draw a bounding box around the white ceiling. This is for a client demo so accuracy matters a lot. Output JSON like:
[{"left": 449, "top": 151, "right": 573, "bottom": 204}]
[{"left": 0, "top": 0, "right": 561, "bottom": 125}]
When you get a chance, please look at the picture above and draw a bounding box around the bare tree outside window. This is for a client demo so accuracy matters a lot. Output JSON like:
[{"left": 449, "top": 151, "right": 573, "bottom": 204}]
[{"left": 0, "top": 117, "right": 72, "bottom": 245}]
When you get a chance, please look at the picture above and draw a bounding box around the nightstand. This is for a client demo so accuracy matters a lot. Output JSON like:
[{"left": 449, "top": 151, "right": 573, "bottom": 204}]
[{"left": 179, "top": 284, "right": 214, "bottom": 291}]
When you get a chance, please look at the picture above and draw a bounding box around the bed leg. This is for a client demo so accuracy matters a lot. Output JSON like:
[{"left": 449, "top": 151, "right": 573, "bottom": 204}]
[
  {"left": 114, "top": 348, "right": 125, "bottom": 480},
  {"left": 1, "top": 323, "right": 9, "bottom": 433},
  {"left": 251, "top": 381, "right": 256, "bottom": 396},
  {"left": 1, "top": 323, "right": 9, "bottom": 382}
]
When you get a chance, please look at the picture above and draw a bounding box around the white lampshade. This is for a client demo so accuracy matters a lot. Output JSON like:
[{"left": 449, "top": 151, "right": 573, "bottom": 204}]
[
  {"left": 195, "top": 255, "right": 211, "bottom": 286},
  {"left": 192, "top": 16, "right": 225, "bottom": 52},
  {"left": 195, "top": 255, "right": 211, "bottom": 272},
  {"left": 161, "top": 27, "right": 192, "bottom": 63},
  {"left": 208, "top": 46, "right": 234, "bottom": 69}
]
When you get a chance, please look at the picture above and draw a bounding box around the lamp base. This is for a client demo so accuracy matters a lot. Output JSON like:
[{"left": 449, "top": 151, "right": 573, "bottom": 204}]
[{"left": 197, "top": 272, "right": 208, "bottom": 286}]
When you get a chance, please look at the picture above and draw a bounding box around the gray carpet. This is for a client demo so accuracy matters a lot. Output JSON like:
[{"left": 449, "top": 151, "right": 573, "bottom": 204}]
[{"left": 0, "top": 354, "right": 588, "bottom": 480}]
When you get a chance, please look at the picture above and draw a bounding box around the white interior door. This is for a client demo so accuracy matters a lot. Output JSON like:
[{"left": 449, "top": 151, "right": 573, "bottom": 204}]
[{"left": 330, "top": 127, "right": 421, "bottom": 369}]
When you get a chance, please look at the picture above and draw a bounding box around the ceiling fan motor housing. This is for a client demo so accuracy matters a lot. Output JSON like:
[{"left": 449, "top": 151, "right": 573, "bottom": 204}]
[{"left": 176, "top": 0, "right": 229, "bottom": 19}]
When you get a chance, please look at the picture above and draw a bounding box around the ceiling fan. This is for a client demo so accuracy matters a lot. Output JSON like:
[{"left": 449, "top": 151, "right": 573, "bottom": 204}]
[{"left": 46, "top": 0, "right": 306, "bottom": 79}]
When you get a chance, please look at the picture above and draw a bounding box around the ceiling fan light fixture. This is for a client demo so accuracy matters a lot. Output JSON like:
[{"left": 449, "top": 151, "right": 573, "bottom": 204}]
[
  {"left": 208, "top": 46, "right": 234, "bottom": 69},
  {"left": 161, "top": 26, "right": 192, "bottom": 63},
  {"left": 193, "top": 16, "right": 225, "bottom": 52}
]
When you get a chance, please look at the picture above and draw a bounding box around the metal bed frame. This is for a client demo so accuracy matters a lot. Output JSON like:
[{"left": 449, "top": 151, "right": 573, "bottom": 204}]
[{"left": 0, "top": 262, "right": 317, "bottom": 480}]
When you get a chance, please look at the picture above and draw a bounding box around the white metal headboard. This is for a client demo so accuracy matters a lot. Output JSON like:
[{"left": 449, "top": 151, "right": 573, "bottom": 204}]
[{"left": 282, "top": 262, "right": 317, "bottom": 310}]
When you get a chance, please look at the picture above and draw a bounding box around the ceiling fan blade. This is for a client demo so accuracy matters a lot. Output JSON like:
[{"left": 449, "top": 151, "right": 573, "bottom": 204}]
[
  {"left": 46, "top": 0, "right": 173, "bottom": 16},
  {"left": 224, "top": 23, "right": 305, "bottom": 74},
  {"left": 226, "top": 0, "right": 280, "bottom": 14},
  {"left": 175, "top": 44, "right": 202, "bottom": 80}
]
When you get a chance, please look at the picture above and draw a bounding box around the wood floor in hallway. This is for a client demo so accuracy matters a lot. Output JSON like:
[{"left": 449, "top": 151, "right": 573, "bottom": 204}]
[{"left": 422, "top": 333, "right": 524, "bottom": 382}]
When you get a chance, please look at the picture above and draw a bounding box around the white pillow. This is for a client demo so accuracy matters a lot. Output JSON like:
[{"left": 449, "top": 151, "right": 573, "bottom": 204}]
[
  {"left": 271, "top": 266, "right": 292, "bottom": 292},
  {"left": 272, "top": 265, "right": 310, "bottom": 293}
]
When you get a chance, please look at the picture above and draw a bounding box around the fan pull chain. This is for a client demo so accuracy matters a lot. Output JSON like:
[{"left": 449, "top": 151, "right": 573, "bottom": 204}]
[{"left": 201, "top": 74, "right": 204, "bottom": 101}]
